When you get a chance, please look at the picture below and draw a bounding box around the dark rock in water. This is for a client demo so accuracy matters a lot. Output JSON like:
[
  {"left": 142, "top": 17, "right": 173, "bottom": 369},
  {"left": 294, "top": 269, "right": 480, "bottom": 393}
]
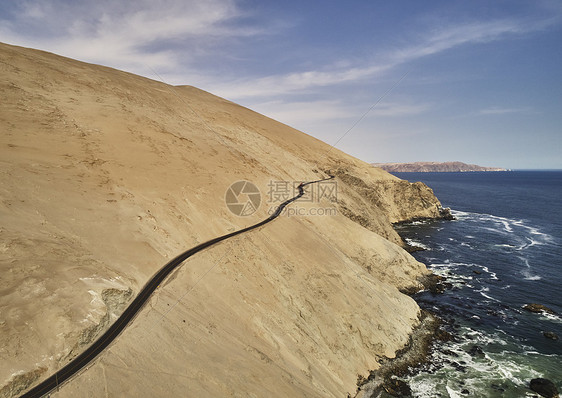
[
  {"left": 530, "top": 378, "right": 559, "bottom": 398},
  {"left": 491, "top": 383, "right": 506, "bottom": 392},
  {"left": 487, "top": 309, "right": 500, "bottom": 317},
  {"left": 435, "top": 328, "right": 453, "bottom": 342},
  {"left": 523, "top": 304, "right": 557, "bottom": 315},
  {"left": 442, "top": 349, "right": 459, "bottom": 358},
  {"left": 439, "top": 206, "right": 455, "bottom": 220},
  {"left": 473, "top": 270, "right": 482, "bottom": 275},
  {"left": 467, "top": 345, "right": 485, "bottom": 357},
  {"left": 432, "top": 281, "right": 453, "bottom": 294},
  {"left": 381, "top": 378, "right": 412, "bottom": 397},
  {"left": 416, "top": 274, "right": 452, "bottom": 295},
  {"left": 404, "top": 244, "right": 426, "bottom": 253},
  {"left": 449, "top": 361, "right": 467, "bottom": 372},
  {"left": 543, "top": 331, "right": 559, "bottom": 340}
]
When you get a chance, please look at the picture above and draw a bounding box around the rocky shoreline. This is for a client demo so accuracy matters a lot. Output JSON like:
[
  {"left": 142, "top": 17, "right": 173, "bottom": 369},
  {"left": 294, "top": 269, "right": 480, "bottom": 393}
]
[
  {"left": 354, "top": 271, "right": 561, "bottom": 398},
  {"left": 353, "top": 309, "right": 444, "bottom": 398},
  {"left": 349, "top": 217, "right": 460, "bottom": 397},
  {"left": 354, "top": 211, "right": 555, "bottom": 397},
  {"left": 352, "top": 261, "right": 464, "bottom": 398}
]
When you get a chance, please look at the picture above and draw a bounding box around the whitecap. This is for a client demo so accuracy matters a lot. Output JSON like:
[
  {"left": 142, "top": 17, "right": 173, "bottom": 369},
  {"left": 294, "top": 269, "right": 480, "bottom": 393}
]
[
  {"left": 445, "top": 386, "right": 463, "bottom": 398},
  {"left": 409, "top": 379, "right": 437, "bottom": 397},
  {"left": 451, "top": 209, "right": 471, "bottom": 218},
  {"left": 472, "top": 264, "right": 499, "bottom": 280},
  {"left": 404, "top": 238, "right": 431, "bottom": 251},
  {"left": 522, "top": 273, "right": 541, "bottom": 281},
  {"left": 480, "top": 292, "right": 499, "bottom": 301},
  {"left": 495, "top": 244, "right": 517, "bottom": 248},
  {"left": 458, "top": 212, "right": 555, "bottom": 250},
  {"left": 499, "top": 219, "right": 513, "bottom": 232},
  {"left": 482, "top": 226, "right": 510, "bottom": 235},
  {"left": 519, "top": 257, "right": 542, "bottom": 280},
  {"left": 527, "top": 237, "right": 546, "bottom": 247},
  {"left": 541, "top": 312, "right": 562, "bottom": 323},
  {"left": 513, "top": 221, "right": 554, "bottom": 243}
]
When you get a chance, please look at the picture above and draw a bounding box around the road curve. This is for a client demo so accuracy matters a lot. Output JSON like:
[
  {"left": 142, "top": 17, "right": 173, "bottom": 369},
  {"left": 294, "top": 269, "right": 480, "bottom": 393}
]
[{"left": 20, "top": 176, "right": 334, "bottom": 398}]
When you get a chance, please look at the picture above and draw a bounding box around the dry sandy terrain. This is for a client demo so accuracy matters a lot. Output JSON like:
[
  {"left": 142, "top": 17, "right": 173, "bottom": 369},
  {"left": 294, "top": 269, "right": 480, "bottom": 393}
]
[{"left": 0, "top": 42, "right": 445, "bottom": 397}]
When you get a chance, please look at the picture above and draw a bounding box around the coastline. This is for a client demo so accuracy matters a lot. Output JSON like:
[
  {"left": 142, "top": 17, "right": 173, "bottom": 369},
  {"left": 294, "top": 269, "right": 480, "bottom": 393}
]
[
  {"left": 353, "top": 269, "right": 465, "bottom": 398},
  {"left": 353, "top": 309, "right": 447, "bottom": 398},
  {"left": 352, "top": 211, "right": 458, "bottom": 397},
  {"left": 382, "top": 173, "right": 562, "bottom": 397}
]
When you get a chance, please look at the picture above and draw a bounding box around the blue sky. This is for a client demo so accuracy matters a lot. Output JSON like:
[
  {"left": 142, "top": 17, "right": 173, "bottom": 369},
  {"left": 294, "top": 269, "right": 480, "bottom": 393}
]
[{"left": 1, "top": 0, "right": 561, "bottom": 169}]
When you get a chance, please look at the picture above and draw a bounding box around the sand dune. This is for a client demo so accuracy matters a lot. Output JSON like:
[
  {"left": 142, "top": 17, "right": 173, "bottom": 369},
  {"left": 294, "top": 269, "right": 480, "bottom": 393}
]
[{"left": 1, "top": 42, "right": 445, "bottom": 397}]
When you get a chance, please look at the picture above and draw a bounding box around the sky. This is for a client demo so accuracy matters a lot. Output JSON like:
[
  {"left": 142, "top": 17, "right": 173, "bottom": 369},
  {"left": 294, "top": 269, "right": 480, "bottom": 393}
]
[{"left": 1, "top": 0, "right": 561, "bottom": 169}]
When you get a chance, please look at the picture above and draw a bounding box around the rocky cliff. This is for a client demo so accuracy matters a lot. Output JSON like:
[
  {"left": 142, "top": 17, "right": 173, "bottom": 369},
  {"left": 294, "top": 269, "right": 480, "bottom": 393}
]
[
  {"left": 372, "top": 161, "right": 507, "bottom": 172},
  {"left": 1, "top": 42, "right": 446, "bottom": 397}
]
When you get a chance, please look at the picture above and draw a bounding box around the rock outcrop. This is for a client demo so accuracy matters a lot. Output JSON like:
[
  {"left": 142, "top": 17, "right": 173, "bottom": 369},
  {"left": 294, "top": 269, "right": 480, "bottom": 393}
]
[
  {"left": 530, "top": 378, "right": 560, "bottom": 398},
  {"left": 523, "top": 304, "right": 557, "bottom": 315},
  {"left": 1, "top": 42, "right": 448, "bottom": 397}
]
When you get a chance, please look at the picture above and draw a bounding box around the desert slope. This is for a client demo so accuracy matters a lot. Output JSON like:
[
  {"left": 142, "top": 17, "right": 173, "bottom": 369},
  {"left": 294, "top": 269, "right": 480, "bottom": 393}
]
[{"left": 1, "top": 42, "right": 445, "bottom": 397}]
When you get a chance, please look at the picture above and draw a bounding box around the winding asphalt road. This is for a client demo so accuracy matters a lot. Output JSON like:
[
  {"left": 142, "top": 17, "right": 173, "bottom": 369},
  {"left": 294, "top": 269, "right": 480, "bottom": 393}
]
[{"left": 20, "top": 176, "right": 334, "bottom": 398}]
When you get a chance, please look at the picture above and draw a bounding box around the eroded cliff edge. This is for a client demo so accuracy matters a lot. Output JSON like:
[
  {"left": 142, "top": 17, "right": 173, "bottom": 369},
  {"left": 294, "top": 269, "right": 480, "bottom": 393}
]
[{"left": 2, "top": 42, "right": 446, "bottom": 398}]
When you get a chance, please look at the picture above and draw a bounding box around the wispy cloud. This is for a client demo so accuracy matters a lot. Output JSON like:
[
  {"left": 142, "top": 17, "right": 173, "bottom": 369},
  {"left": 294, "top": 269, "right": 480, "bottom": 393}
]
[
  {"left": 478, "top": 106, "right": 536, "bottom": 115},
  {"left": 388, "top": 19, "right": 533, "bottom": 65},
  {"left": 209, "top": 17, "right": 556, "bottom": 101},
  {"left": 369, "top": 101, "right": 432, "bottom": 117},
  {"left": 208, "top": 64, "right": 391, "bottom": 99},
  {"left": 1, "top": 1, "right": 558, "bottom": 97},
  {"left": 244, "top": 99, "right": 432, "bottom": 137},
  {"left": 0, "top": 0, "right": 254, "bottom": 73},
  {"left": 251, "top": 100, "right": 353, "bottom": 125}
]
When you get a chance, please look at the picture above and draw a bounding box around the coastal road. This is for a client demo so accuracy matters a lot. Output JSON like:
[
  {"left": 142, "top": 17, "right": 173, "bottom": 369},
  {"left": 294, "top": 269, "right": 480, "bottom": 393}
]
[{"left": 20, "top": 176, "right": 334, "bottom": 398}]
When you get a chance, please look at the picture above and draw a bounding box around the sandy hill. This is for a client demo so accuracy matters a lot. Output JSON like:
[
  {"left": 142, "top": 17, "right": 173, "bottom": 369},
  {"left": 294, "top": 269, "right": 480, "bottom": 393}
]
[
  {"left": 372, "top": 161, "right": 507, "bottom": 172},
  {"left": 1, "top": 42, "right": 446, "bottom": 397}
]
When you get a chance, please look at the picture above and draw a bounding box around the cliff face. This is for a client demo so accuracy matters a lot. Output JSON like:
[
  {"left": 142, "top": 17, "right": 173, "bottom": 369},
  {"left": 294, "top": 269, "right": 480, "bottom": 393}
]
[
  {"left": 372, "top": 161, "right": 507, "bottom": 172},
  {"left": 1, "top": 42, "right": 443, "bottom": 397}
]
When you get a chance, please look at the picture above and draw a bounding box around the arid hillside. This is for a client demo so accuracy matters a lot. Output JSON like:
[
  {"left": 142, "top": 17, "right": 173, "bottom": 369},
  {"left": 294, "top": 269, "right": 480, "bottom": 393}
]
[{"left": 1, "top": 42, "right": 446, "bottom": 397}]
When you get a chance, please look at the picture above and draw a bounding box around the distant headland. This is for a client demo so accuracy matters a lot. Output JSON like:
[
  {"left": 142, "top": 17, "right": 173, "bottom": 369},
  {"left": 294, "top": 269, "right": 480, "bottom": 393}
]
[{"left": 372, "top": 161, "right": 509, "bottom": 173}]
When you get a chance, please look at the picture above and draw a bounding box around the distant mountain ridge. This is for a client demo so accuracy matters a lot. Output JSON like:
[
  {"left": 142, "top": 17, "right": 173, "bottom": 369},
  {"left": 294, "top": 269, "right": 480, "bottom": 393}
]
[{"left": 372, "top": 161, "right": 508, "bottom": 172}]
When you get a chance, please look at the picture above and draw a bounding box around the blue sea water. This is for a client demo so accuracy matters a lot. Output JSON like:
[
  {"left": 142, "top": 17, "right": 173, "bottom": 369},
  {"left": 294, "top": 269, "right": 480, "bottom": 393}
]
[{"left": 392, "top": 171, "right": 562, "bottom": 397}]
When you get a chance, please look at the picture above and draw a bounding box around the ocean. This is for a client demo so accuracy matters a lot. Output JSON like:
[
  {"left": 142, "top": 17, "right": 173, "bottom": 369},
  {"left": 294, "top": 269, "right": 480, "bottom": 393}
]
[{"left": 392, "top": 171, "right": 562, "bottom": 397}]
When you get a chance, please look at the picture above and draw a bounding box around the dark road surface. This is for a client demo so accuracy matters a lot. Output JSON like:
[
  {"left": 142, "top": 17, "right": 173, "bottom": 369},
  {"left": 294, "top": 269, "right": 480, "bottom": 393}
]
[{"left": 20, "top": 176, "right": 334, "bottom": 398}]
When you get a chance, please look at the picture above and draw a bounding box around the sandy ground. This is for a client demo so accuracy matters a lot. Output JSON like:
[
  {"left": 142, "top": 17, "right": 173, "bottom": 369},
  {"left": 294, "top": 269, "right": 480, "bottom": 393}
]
[{"left": 0, "top": 42, "right": 444, "bottom": 397}]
